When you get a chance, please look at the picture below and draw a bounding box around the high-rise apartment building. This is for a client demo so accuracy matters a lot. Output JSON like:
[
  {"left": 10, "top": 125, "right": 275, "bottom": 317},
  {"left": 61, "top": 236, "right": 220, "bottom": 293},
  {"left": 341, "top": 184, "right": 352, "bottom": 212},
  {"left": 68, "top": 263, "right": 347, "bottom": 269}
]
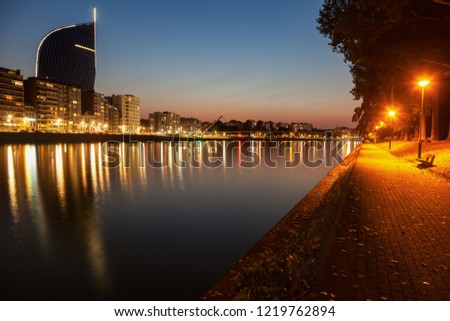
[
  {"left": 109, "top": 105, "right": 120, "bottom": 134},
  {"left": 24, "top": 77, "right": 58, "bottom": 131},
  {"left": 149, "top": 111, "right": 180, "bottom": 134},
  {"left": 35, "top": 8, "right": 96, "bottom": 92},
  {"left": 82, "top": 91, "right": 112, "bottom": 132},
  {"left": 111, "top": 95, "right": 141, "bottom": 134},
  {"left": 24, "top": 77, "right": 81, "bottom": 132},
  {"left": 180, "top": 117, "right": 200, "bottom": 134},
  {"left": 0, "top": 67, "right": 24, "bottom": 132},
  {"left": 58, "top": 85, "right": 82, "bottom": 132}
]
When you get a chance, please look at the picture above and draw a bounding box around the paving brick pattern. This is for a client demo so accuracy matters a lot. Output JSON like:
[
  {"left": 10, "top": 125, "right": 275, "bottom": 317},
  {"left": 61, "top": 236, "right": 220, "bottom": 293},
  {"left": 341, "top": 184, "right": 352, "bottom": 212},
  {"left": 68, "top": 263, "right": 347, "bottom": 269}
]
[{"left": 317, "top": 144, "right": 450, "bottom": 300}]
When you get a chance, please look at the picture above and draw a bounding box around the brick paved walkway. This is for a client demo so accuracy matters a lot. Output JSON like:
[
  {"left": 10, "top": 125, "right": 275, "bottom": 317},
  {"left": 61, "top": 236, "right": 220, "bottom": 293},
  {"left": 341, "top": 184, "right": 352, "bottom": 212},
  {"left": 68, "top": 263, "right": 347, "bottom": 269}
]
[{"left": 317, "top": 144, "right": 450, "bottom": 300}]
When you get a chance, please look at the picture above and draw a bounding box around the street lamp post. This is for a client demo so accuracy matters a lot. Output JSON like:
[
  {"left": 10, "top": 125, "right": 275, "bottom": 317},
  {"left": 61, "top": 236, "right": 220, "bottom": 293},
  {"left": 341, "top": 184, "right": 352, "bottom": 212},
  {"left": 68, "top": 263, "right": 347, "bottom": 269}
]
[
  {"left": 418, "top": 80, "right": 429, "bottom": 159},
  {"left": 388, "top": 110, "right": 395, "bottom": 150}
]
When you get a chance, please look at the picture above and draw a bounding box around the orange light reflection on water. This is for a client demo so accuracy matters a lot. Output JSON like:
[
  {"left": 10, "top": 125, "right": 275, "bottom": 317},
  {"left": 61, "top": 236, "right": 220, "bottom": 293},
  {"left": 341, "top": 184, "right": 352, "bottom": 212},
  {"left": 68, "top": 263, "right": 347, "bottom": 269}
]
[
  {"left": 7, "top": 146, "right": 20, "bottom": 225},
  {"left": 55, "top": 144, "right": 67, "bottom": 219}
]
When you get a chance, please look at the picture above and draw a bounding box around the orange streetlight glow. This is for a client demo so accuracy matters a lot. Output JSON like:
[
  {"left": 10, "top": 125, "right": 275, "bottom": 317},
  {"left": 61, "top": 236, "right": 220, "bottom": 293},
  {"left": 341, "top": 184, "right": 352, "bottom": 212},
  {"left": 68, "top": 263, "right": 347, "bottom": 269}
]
[
  {"left": 418, "top": 80, "right": 430, "bottom": 87},
  {"left": 388, "top": 110, "right": 395, "bottom": 117}
]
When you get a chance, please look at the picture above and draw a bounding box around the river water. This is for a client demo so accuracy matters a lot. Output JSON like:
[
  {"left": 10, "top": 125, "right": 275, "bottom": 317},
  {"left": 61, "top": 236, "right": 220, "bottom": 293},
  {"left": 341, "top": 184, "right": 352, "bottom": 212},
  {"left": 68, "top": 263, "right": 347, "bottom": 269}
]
[{"left": 0, "top": 139, "right": 358, "bottom": 300}]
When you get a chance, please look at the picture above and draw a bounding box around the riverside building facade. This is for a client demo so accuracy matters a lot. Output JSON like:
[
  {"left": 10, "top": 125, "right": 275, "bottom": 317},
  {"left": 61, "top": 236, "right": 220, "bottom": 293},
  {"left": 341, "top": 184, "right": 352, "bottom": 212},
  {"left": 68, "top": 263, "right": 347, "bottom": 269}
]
[
  {"left": 180, "top": 117, "right": 200, "bottom": 134},
  {"left": 0, "top": 67, "right": 24, "bottom": 132},
  {"left": 82, "top": 91, "right": 112, "bottom": 132},
  {"left": 111, "top": 95, "right": 141, "bottom": 134},
  {"left": 149, "top": 111, "right": 181, "bottom": 134},
  {"left": 24, "top": 77, "right": 81, "bottom": 132}
]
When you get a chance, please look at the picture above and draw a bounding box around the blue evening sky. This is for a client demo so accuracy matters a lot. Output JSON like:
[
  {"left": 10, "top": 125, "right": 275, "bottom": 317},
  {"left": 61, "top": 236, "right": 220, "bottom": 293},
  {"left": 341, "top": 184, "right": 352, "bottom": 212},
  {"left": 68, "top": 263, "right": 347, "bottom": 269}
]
[{"left": 0, "top": 0, "right": 357, "bottom": 128}]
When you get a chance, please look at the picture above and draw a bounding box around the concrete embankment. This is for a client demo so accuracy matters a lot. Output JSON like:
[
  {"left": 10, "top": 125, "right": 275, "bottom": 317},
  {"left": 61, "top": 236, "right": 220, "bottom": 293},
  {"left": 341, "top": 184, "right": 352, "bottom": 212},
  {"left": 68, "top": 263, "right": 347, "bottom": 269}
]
[
  {"left": 202, "top": 145, "right": 361, "bottom": 300},
  {"left": 0, "top": 132, "right": 360, "bottom": 145}
]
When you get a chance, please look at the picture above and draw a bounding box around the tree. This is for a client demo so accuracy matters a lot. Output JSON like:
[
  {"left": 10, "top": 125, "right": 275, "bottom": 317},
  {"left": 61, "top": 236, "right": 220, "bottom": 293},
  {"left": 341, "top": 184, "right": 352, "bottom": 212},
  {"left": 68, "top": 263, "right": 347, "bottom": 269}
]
[
  {"left": 317, "top": 0, "right": 450, "bottom": 138},
  {"left": 255, "top": 120, "right": 264, "bottom": 131}
]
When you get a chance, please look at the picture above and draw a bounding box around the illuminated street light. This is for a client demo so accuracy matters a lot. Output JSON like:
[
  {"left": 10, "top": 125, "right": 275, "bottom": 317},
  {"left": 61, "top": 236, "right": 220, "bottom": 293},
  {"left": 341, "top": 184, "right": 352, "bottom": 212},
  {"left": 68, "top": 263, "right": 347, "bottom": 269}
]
[
  {"left": 418, "top": 80, "right": 429, "bottom": 158},
  {"left": 6, "top": 114, "right": 12, "bottom": 132},
  {"left": 56, "top": 118, "right": 62, "bottom": 133},
  {"left": 388, "top": 109, "right": 396, "bottom": 150},
  {"left": 418, "top": 80, "right": 430, "bottom": 87}
]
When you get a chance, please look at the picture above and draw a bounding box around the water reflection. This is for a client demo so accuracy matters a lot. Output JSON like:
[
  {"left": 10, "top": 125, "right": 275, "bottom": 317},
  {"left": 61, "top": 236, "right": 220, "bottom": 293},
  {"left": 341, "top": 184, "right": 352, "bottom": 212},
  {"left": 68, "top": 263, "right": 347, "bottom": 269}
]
[
  {"left": 7, "top": 146, "right": 19, "bottom": 225},
  {"left": 1, "top": 144, "right": 113, "bottom": 299},
  {"left": 133, "top": 140, "right": 352, "bottom": 170},
  {"left": 0, "top": 139, "right": 359, "bottom": 299},
  {"left": 24, "top": 145, "right": 49, "bottom": 254}
]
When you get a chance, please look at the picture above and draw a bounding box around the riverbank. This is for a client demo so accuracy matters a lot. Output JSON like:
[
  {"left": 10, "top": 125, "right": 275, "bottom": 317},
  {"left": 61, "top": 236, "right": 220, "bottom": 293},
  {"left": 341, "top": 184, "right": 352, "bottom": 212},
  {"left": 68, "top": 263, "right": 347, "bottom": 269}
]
[
  {"left": 0, "top": 132, "right": 360, "bottom": 145},
  {"left": 202, "top": 144, "right": 361, "bottom": 300}
]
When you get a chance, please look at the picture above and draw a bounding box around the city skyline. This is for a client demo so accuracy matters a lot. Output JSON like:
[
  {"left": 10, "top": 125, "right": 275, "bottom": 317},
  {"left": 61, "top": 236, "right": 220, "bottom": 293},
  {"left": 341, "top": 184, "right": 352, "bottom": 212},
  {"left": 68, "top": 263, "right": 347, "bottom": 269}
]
[{"left": 0, "top": 0, "right": 357, "bottom": 128}]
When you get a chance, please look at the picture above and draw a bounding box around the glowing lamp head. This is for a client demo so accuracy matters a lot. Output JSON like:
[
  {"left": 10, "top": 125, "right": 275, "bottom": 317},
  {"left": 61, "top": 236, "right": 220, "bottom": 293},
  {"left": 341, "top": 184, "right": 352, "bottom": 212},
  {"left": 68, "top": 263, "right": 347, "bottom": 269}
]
[
  {"left": 388, "top": 110, "right": 396, "bottom": 117},
  {"left": 418, "top": 80, "right": 430, "bottom": 87}
]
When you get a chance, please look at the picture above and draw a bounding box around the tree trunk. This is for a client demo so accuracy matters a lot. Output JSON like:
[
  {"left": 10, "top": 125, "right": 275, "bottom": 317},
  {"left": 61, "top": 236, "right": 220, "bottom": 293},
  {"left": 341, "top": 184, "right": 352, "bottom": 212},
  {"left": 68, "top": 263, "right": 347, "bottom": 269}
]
[{"left": 447, "top": 112, "right": 450, "bottom": 140}]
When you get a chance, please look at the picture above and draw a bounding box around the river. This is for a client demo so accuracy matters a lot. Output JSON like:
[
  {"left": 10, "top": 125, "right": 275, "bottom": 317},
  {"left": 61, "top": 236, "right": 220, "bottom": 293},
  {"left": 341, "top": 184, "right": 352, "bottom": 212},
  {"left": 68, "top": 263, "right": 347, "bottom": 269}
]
[{"left": 0, "top": 139, "right": 358, "bottom": 299}]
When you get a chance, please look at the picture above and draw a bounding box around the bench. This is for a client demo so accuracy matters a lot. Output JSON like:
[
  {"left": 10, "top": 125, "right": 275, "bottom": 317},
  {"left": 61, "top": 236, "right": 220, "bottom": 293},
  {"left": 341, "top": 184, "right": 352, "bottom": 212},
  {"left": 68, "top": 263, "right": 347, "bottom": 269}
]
[{"left": 417, "top": 154, "right": 435, "bottom": 169}]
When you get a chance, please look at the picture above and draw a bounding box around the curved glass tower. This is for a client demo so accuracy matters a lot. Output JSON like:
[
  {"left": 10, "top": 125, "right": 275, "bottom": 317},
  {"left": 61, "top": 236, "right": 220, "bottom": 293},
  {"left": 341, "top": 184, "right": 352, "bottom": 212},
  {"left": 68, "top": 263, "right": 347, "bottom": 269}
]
[{"left": 35, "top": 8, "right": 96, "bottom": 92}]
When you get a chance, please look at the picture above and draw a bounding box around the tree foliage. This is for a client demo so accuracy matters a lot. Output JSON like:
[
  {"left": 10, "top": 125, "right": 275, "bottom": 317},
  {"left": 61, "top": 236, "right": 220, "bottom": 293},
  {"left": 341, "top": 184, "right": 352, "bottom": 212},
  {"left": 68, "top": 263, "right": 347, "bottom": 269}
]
[{"left": 317, "top": 0, "right": 450, "bottom": 134}]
